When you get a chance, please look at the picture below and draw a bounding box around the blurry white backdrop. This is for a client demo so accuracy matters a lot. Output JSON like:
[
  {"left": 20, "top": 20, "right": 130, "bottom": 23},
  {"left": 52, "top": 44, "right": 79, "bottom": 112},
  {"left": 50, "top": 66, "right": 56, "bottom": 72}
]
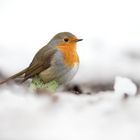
[{"left": 1, "top": 0, "right": 140, "bottom": 84}]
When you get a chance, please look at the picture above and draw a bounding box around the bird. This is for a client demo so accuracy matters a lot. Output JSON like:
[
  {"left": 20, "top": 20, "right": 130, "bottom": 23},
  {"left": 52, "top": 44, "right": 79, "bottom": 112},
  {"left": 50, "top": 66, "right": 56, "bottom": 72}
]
[{"left": 0, "top": 32, "right": 83, "bottom": 85}]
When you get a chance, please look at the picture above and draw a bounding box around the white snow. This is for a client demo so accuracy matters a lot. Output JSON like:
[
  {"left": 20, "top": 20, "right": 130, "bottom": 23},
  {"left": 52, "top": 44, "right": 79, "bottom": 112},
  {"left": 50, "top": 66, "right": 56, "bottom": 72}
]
[
  {"left": 114, "top": 76, "right": 137, "bottom": 96},
  {"left": 0, "top": 81, "right": 140, "bottom": 140}
]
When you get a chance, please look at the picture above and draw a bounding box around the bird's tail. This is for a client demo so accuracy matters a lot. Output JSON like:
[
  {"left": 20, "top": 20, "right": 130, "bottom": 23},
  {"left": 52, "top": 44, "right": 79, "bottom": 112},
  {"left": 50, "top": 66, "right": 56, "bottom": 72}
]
[{"left": 0, "top": 67, "right": 29, "bottom": 85}]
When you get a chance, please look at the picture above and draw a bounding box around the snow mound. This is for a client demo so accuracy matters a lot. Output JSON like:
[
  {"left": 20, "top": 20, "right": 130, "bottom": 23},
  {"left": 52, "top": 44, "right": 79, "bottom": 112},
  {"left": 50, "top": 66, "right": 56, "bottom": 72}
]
[{"left": 114, "top": 76, "right": 137, "bottom": 96}]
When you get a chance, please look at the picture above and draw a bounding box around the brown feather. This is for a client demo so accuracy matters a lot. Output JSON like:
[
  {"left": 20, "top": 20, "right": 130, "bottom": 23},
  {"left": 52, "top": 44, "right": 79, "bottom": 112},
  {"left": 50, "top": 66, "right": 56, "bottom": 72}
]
[
  {"left": 0, "top": 47, "right": 56, "bottom": 85},
  {"left": 22, "top": 48, "right": 57, "bottom": 81},
  {"left": 0, "top": 67, "right": 28, "bottom": 84}
]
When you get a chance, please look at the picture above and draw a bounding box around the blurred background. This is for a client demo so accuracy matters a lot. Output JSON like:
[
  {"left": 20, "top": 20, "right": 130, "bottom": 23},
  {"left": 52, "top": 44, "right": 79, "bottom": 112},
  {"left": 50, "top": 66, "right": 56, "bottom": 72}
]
[
  {"left": 1, "top": 0, "right": 140, "bottom": 86},
  {"left": 1, "top": 1, "right": 140, "bottom": 140}
]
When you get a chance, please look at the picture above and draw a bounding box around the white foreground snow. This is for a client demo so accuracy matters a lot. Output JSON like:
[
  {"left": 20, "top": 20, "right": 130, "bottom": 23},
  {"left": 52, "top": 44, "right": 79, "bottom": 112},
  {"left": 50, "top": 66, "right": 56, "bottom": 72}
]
[{"left": 0, "top": 77, "right": 140, "bottom": 140}]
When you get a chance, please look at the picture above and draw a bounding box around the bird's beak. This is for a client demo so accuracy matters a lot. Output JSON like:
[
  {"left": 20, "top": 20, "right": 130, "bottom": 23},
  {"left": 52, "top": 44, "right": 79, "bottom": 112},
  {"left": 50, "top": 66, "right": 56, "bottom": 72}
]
[{"left": 76, "top": 39, "right": 83, "bottom": 42}]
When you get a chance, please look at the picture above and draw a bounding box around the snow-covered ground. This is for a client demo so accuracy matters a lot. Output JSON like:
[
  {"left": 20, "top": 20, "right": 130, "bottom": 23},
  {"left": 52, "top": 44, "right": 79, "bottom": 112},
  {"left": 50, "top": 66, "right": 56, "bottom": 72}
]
[
  {"left": 1, "top": 0, "right": 140, "bottom": 140},
  {"left": 0, "top": 77, "right": 140, "bottom": 140}
]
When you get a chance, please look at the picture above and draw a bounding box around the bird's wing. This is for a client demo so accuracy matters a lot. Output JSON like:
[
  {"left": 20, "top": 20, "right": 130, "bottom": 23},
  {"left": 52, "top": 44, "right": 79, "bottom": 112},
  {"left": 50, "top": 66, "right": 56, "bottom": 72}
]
[
  {"left": 0, "top": 67, "right": 28, "bottom": 84},
  {"left": 22, "top": 47, "right": 57, "bottom": 82}
]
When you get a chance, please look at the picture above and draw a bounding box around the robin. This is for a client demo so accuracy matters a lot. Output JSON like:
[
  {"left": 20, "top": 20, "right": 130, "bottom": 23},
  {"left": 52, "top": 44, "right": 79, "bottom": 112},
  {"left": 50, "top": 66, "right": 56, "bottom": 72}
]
[{"left": 0, "top": 32, "right": 83, "bottom": 85}]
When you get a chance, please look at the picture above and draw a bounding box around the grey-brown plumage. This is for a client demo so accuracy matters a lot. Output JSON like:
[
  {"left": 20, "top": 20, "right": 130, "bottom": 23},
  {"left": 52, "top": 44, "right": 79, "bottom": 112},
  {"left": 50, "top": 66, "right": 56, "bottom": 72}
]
[
  {"left": 0, "top": 32, "right": 82, "bottom": 85},
  {"left": 0, "top": 47, "right": 57, "bottom": 84}
]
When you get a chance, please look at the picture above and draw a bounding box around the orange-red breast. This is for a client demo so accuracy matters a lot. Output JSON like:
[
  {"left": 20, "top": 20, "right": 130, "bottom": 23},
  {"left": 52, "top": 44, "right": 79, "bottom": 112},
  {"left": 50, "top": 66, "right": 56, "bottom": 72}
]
[{"left": 0, "top": 32, "right": 83, "bottom": 85}]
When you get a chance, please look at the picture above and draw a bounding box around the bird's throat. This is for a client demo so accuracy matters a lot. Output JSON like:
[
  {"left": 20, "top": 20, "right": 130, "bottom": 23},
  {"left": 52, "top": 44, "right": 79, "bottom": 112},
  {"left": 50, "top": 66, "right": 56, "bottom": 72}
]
[{"left": 57, "top": 44, "right": 79, "bottom": 67}]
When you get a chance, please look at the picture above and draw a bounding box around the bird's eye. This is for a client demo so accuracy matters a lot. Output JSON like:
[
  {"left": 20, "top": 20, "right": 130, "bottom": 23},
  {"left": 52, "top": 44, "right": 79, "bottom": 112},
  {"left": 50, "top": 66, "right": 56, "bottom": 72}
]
[{"left": 64, "top": 38, "right": 69, "bottom": 42}]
